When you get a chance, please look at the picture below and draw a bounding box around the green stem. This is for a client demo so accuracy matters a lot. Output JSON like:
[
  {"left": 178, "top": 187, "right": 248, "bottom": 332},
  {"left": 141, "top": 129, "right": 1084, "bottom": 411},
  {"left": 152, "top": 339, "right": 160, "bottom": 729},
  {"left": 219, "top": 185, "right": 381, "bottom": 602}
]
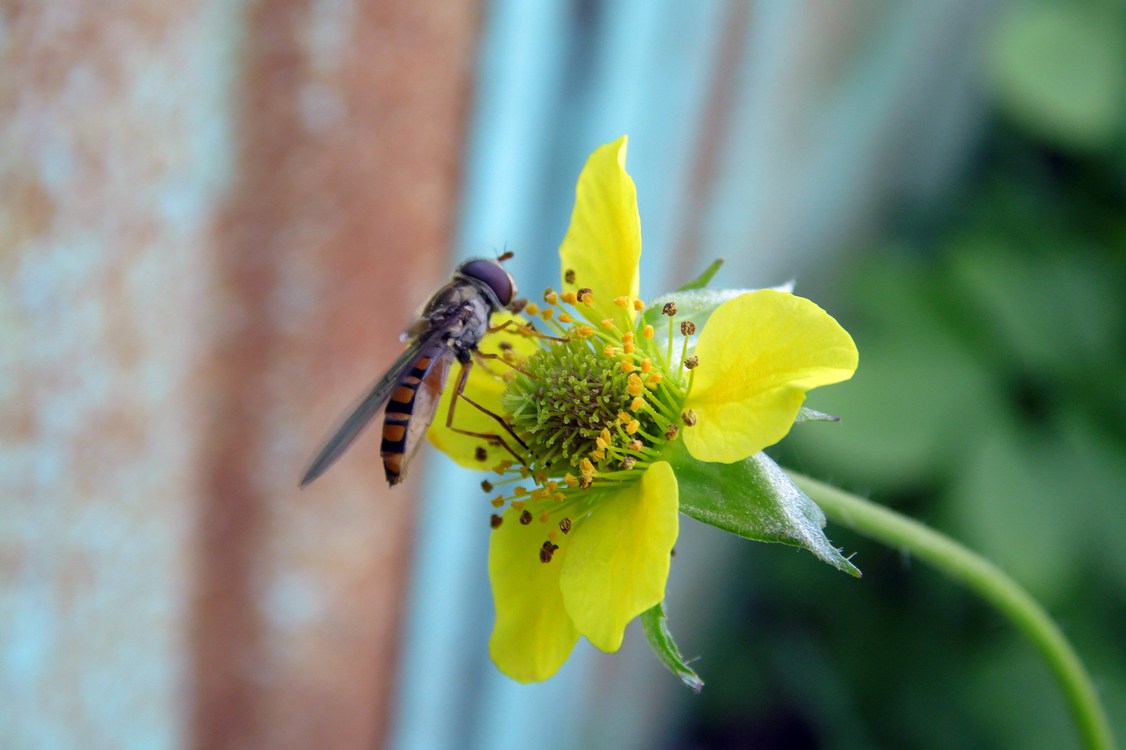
[{"left": 788, "top": 471, "right": 1115, "bottom": 750}]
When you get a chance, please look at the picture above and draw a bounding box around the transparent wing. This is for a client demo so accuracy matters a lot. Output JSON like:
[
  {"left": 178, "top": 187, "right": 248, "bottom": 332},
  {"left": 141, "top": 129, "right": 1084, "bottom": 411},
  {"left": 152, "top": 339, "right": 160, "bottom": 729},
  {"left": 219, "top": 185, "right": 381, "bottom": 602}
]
[{"left": 299, "top": 337, "right": 430, "bottom": 488}]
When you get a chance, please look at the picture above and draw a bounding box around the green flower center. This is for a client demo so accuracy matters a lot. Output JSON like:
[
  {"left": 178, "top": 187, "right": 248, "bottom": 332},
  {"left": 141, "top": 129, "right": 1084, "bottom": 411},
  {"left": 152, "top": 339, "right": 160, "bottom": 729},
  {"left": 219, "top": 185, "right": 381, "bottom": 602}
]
[{"left": 502, "top": 338, "right": 656, "bottom": 474}]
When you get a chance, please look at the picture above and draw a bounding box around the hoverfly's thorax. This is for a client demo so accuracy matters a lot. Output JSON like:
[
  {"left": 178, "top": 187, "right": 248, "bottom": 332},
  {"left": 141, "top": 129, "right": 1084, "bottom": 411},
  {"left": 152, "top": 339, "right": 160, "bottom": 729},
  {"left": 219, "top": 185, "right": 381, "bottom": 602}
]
[{"left": 425, "top": 280, "right": 490, "bottom": 325}]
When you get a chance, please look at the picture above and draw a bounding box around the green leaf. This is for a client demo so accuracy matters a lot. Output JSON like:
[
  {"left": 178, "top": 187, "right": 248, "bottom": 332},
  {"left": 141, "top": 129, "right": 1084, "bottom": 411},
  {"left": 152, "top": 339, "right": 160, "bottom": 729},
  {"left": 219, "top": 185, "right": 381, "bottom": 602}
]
[
  {"left": 640, "top": 601, "right": 704, "bottom": 692},
  {"left": 675, "top": 259, "right": 725, "bottom": 292},
  {"left": 667, "top": 440, "right": 860, "bottom": 576}
]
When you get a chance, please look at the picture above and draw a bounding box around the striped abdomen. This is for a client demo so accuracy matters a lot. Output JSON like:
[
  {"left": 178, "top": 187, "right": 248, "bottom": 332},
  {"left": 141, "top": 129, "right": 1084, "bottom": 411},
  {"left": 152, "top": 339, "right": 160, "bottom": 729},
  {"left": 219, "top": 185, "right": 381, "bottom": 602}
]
[{"left": 380, "top": 351, "right": 451, "bottom": 485}]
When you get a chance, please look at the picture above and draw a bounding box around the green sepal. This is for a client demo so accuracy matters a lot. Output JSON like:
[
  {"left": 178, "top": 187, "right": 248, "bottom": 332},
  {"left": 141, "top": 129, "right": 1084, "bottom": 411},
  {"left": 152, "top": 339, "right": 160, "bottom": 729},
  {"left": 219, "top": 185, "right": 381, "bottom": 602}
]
[
  {"left": 675, "top": 259, "right": 725, "bottom": 292},
  {"left": 640, "top": 601, "right": 704, "bottom": 692},
  {"left": 795, "top": 406, "right": 841, "bottom": 424},
  {"left": 645, "top": 288, "right": 749, "bottom": 331},
  {"left": 666, "top": 440, "right": 861, "bottom": 577},
  {"left": 644, "top": 283, "right": 794, "bottom": 332}
]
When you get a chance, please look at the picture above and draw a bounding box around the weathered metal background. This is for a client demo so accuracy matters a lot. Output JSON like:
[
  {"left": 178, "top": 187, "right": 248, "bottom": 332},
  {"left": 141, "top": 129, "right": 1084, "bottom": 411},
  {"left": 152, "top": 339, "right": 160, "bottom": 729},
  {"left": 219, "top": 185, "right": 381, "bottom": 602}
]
[{"left": 2, "top": 2, "right": 480, "bottom": 748}]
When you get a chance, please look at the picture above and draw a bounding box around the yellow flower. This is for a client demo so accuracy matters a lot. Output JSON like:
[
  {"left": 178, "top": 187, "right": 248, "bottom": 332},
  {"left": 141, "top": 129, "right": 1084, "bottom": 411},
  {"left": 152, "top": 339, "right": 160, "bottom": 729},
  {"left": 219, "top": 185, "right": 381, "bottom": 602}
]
[{"left": 429, "top": 136, "right": 858, "bottom": 683}]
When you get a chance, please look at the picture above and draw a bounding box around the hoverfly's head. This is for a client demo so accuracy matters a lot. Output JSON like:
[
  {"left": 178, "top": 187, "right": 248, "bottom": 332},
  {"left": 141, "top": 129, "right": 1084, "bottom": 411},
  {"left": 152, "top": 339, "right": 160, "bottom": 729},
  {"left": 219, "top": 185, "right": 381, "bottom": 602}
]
[{"left": 457, "top": 255, "right": 518, "bottom": 311}]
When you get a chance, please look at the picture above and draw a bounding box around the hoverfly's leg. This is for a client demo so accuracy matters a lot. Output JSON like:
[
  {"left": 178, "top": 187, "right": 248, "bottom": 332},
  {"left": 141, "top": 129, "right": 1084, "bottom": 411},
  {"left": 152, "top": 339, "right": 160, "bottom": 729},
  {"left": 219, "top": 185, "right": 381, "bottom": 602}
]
[
  {"left": 474, "top": 349, "right": 532, "bottom": 378},
  {"left": 487, "top": 318, "right": 568, "bottom": 343},
  {"left": 446, "top": 360, "right": 528, "bottom": 465}
]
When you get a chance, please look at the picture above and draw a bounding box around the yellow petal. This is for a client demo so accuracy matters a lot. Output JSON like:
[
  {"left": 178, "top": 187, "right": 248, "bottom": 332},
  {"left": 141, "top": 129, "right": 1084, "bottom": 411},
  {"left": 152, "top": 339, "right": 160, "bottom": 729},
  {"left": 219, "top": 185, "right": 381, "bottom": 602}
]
[
  {"left": 559, "top": 136, "right": 641, "bottom": 329},
  {"left": 488, "top": 506, "right": 580, "bottom": 682},
  {"left": 558, "top": 461, "right": 678, "bottom": 652},
  {"left": 683, "top": 290, "right": 858, "bottom": 463},
  {"left": 426, "top": 313, "right": 538, "bottom": 468}
]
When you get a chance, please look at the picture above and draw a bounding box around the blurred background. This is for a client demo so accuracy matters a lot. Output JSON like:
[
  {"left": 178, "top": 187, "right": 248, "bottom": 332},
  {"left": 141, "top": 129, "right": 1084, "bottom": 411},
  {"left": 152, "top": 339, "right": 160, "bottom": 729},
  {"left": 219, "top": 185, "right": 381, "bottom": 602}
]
[{"left": 2, "top": 1, "right": 1124, "bottom": 748}]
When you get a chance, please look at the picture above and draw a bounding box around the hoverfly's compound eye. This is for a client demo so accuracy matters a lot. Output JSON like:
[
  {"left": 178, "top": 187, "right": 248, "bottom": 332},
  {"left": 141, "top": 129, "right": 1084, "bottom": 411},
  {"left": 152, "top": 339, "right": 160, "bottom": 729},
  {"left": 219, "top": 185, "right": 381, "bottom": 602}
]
[{"left": 460, "top": 258, "right": 516, "bottom": 307}]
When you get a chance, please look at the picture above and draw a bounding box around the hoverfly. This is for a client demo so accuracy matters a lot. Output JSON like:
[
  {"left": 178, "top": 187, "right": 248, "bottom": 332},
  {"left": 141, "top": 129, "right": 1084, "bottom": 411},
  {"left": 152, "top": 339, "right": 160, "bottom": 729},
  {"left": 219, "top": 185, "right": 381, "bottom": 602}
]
[{"left": 299, "top": 254, "right": 526, "bottom": 488}]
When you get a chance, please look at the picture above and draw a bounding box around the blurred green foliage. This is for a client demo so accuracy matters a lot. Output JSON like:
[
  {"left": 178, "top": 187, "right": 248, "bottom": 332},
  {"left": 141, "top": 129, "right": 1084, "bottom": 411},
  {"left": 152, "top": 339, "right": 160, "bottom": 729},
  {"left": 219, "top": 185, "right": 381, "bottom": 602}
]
[{"left": 677, "top": 2, "right": 1126, "bottom": 747}]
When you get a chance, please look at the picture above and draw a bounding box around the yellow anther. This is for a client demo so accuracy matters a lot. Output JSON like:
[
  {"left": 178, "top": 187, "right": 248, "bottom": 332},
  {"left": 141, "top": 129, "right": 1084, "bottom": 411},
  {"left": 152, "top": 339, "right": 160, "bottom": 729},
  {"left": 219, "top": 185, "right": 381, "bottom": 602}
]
[
  {"left": 643, "top": 324, "right": 655, "bottom": 339},
  {"left": 630, "top": 396, "right": 645, "bottom": 412},
  {"left": 490, "top": 496, "right": 505, "bottom": 508},
  {"left": 579, "top": 458, "right": 595, "bottom": 476},
  {"left": 600, "top": 428, "right": 612, "bottom": 444},
  {"left": 627, "top": 373, "right": 644, "bottom": 396},
  {"left": 623, "top": 342, "right": 635, "bottom": 354},
  {"left": 553, "top": 492, "right": 565, "bottom": 502},
  {"left": 523, "top": 302, "right": 540, "bottom": 315},
  {"left": 561, "top": 291, "right": 578, "bottom": 305},
  {"left": 564, "top": 473, "right": 579, "bottom": 487},
  {"left": 614, "top": 296, "right": 629, "bottom": 308},
  {"left": 558, "top": 312, "right": 573, "bottom": 324},
  {"left": 511, "top": 500, "right": 525, "bottom": 510},
  {"left": 513, "top": 486, "right": 527, "bottom": 497},
  {"left": 579, "top": 290, "right": 595, "bottom": 306},
  {"left": 646, "top": 373, "right": 663, "bottom": 387},
  {"left": 544, "top": 290, "right": 558, "bottom": 305},
  {"left": 622, "top": 331, "right": 634, "bottom": 344},
  {"left": 540, "top": 308, "right": 554, "bottom": 320},
  {"left": 545, "top": 480, "right": 559, "bottom": 492},
  {"left": 603, "top": 344, "right": 617, "bottom": 357},
  {"left": 590, "top": 447, "right": 605, "bottom": 461},
  {"left": 620, "top": 359, "right": 635, "bottom": 373},
  {"left": 634, "top": 299, "right": 646, "bottom": 311},
  {"left": 576, "top": 325, "right": 595, "bottom": 338},
  {"left": 502, "top": 370, "right": 517, "bottom": 383},
  {"left": 626, "top": 420, "right": 641, "bottom": 435},
  {"left": 596, "top": 436, "right": 608, "bottom": 450},
  {"left": 640, "top": 359, "right": 652, "bottom": 373},
  {"left": 601, "top": 318, "right": 615, "bottom": 329}
]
